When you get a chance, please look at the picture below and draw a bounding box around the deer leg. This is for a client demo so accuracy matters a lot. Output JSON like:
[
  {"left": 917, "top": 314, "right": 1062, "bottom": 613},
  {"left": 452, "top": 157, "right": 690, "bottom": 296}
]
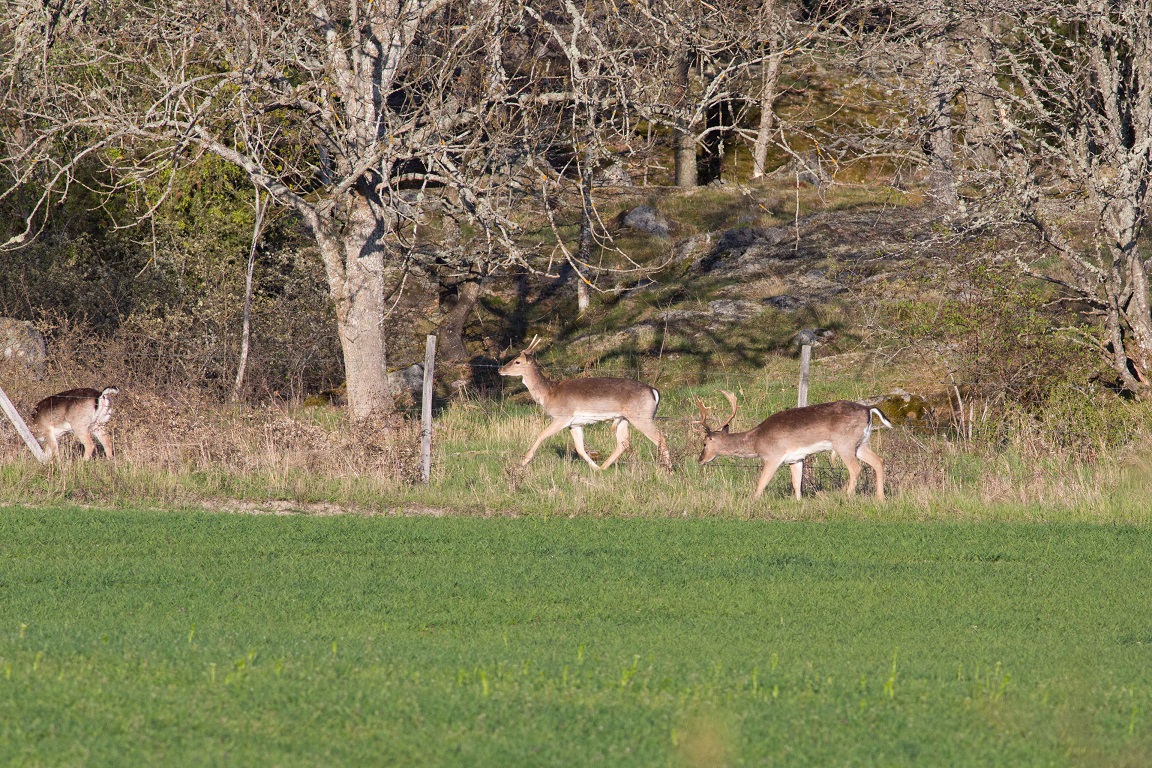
[
  {"left": 93, "top": 428, "right": 114, "bottom": 459},
  {"left": 789, "top": 462, "right": 804, "bottom": 500},
  {"left": 630, "top": 417, "right": 672, "bottom": 471},
  {"left": 754, "top": 457, "right": 785, "bottom": 499},
  {"left": 600, "top": 419, "right": 630, "bottom": 469},
  {"left": 839, "top": 449, "right": 862, "bottom": 496},
  {"left": 76, "top": 429, "right": 97, "bottom": 461},
  {"left": 41, "top": 431, "right": 60, "bottom": 460},
  {"left": 522, "top": 419, "right": 570, "bottom": 466},
  {"left": 569, "top": 426, "right": 601, "bottom": 470},
  {"left": 857, "top": 445, "right": 886, "bottom": 502}
]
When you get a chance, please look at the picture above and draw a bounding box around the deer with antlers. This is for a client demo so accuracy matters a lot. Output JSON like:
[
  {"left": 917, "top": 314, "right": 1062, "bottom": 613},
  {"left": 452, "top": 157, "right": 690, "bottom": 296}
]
[
  {"left": 696, "top": 390, "right": 890, "bottom": 501},
  {"left": 499, "top": 336, "right": 672, "bottom": 470}
]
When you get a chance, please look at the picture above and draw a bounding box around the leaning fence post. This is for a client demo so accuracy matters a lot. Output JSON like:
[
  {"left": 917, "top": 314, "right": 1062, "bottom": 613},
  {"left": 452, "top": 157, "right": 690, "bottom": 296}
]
[
  {"left": 420, "top": 335, "right": 437, "bottom": 483},
  {"left": 0, "top": 385, "right": 48, "bottom": 463}
]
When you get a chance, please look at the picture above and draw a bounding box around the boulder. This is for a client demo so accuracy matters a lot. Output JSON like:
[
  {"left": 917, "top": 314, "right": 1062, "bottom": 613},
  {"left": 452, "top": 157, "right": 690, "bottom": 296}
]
[
  {"left": 0, "top": 318, "right": 47, "bottom": 379},
  {"left": 388, "top": 363, "right": 425, "bottom": 395},
  {"left": 621, "top": 205, "right": 671, "bottom": 238}
]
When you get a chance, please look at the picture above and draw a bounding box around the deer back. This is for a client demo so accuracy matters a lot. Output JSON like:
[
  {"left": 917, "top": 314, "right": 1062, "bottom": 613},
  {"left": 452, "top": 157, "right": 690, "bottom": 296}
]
[
  {"left": 30, "top": 387, "right": 117, "bottom": 434},
  {"left": 543, "top": 377, "right": 660, "bottom": 422},
  {"left": 750, "top": 400, "right": 871, "bottom": 456}
]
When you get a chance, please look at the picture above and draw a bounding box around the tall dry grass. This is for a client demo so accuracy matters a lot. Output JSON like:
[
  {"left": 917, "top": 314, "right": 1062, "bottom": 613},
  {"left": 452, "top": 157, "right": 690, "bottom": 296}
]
[{"left": 2, "top": 336, "right": 1151, "bottom": 521}]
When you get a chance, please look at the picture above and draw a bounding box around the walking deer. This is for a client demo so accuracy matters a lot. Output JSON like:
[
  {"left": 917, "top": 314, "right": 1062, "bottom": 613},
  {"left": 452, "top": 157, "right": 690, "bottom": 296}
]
[
  {"left": 696, "top": 391, "right": 890, "bottom": 501},
  {"left": 499, "top": 337, "right": 672, "bottom": 470},
  {"left": 29, "top": 386, "right": 119, "bottom": 460}
]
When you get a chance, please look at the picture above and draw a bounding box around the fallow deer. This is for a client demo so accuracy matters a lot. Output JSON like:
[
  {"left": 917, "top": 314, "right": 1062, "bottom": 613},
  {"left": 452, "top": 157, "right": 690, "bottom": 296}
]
[
  {"left": 696, "top": 390, "right": 890, "bottom": 501},
  {"left": 28, "top": 386, "right": 119, "bottom": 460},
  {"left": 499, "top": 337, "right": 672, "bottom": 470}
]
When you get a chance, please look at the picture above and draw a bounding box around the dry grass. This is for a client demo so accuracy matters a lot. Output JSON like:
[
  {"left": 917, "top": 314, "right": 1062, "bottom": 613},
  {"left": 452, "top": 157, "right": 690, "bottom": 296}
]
[{"left": 3, "top": 347, "right": 1150, "bottom": 522}]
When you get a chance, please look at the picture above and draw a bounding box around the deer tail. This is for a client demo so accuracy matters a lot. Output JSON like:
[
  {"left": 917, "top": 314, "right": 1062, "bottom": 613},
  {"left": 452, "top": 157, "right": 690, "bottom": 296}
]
[{"left": 869, "top": 407, "right": 893, "bottom": 428}]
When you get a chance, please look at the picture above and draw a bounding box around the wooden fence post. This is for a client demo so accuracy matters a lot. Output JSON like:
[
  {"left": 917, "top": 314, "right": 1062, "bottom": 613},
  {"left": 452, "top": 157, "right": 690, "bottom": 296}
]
[
  {"left": 797, "top": 343, "right": 812, "bottom": 492},
  {"left": 797, "top": 343, "right": 811, "bottom": 408},
  {"left": 0, "top": 385, "right": 48, "bottom": 463},
  {"left": 420, "top": 335, "right": 437, "bottom": 483}
]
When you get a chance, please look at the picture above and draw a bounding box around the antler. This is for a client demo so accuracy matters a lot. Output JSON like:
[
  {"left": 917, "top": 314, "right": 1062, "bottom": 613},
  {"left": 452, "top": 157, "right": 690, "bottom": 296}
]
[
  {"left": 523, "top": 334, "right": 542, "bottom": 354},
  {"left": 693, "top": 396, "right": 713, "bottom": 433},
  {"left": 717, "top": 390, "right": 739, "bottom": 431}
]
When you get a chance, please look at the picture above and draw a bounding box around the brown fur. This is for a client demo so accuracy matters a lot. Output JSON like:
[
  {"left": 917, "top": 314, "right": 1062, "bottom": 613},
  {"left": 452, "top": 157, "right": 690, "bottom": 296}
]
[
  {"left": 698, "top": 394, "right": 888, "bottom": 501},
  {"left": 499, "top": 338, "right": 671, "bottom": 470},
  {"left": 29, "top": 386, "right": 119, "bottom": 460}
]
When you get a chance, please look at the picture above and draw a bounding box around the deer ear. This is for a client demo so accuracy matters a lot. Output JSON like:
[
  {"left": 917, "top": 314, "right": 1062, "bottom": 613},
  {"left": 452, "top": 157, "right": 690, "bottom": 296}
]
[{"left": 721, "top": 425, "right": 730, "bottom": 434}]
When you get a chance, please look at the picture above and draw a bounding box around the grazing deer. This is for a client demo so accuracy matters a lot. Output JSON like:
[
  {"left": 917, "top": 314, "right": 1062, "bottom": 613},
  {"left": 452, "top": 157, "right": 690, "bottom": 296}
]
[
  {"left": 499, "top": 337, "right": 672, "bottom": 470},
  {"left": 28, "top": 387, "right": 119, "bottom": 460},
  {"left": 696, "top": 390, "right": 890, "bottom": 501}
]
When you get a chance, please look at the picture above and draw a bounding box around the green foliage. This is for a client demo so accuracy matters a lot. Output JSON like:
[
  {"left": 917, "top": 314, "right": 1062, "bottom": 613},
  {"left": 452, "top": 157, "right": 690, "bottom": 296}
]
[
  {"left": 2, "top": 509, "right": 1152, "bottom": 766},
  {"left": 0, "top": 156, "right": 343, "bottom": 398}
]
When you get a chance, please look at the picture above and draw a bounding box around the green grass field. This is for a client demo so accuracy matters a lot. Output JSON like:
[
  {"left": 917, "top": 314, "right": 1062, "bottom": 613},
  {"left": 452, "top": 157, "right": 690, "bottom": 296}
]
[{"left": 2, "top": 506, "right": 1151, "bottom": 766}]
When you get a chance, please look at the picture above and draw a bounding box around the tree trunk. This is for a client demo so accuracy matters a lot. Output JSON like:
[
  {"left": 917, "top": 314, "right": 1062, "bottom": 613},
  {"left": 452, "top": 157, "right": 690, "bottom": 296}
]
[
  {"left": 751, "top": 54, "right": 782, "bottom": 179},
  {"left": 964, "top": 18, "right": 999, "bottom": 170},
  {"left": 674, "top": 129, "right": 697, "bottom": 189},
  {"left": 233, "top": 185, "right": 268, "bottom": 401},
  {"left": 439, "top": 279, "right": 482, "bottom": 362},
  {"left": 923, "top": 35, "right": 958, "bottom": 208},
  {"left": 577, "top": 149, "right": 595, "bottom": 314},
  {"left": 1126, "top": 251, "right": 1152, "bottom": 384},
  {"left": 673, "top": 54, "right": 698, "bottom": 189},
  {"left": 1119, "top": 204, "right": 1152, "bottom": 384},
  {"left": 316, "top": 198, "right": 394, "bottom": 421}
]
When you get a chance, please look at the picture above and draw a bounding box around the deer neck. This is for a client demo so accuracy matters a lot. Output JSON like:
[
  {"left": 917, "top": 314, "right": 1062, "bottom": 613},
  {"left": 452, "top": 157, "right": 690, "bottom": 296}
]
[
  {"left": 715, "top": 429, "right": 761, "bottom": 459},
  {"left": 519, "top": 361, "right": 554, "bottom": 406}
]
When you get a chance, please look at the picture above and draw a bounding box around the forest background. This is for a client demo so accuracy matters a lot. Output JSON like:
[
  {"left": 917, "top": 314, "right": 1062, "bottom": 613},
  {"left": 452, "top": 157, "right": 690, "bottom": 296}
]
[{"left": 3, "top": 0, "right": 1152, "bottom": 513}]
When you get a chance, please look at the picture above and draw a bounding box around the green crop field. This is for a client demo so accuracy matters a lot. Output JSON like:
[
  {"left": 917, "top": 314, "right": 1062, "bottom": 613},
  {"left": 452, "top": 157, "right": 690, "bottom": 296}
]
[{"left": 2, "top": 506, "right": 1151, "bottom": 766}]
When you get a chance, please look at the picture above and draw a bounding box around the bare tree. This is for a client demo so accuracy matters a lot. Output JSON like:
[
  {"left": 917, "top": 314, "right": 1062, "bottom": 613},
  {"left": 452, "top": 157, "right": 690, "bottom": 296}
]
[
  {"left": 744, "top": 0, "right": 811, "bottom": 180},
  {"left": 622, "top": 1, "right": 764, "bottom": 188},
  {"left": 832, "top": 2, "right": 966, "bottom": 206},
  {"left": 978, "top": 1, "right": 1152, "bottom": 393},
  {"left": 233, "top": 183, "right": 269, "bottom": 401},
  {"left": 2, "top": 0, "right": 537, "bottom": 420}
]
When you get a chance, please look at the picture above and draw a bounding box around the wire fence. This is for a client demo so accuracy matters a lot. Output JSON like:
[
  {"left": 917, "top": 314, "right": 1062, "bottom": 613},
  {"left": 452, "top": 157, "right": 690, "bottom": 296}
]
[{"left": 0, "top": 340, "right": 1065, "bottom": 499}]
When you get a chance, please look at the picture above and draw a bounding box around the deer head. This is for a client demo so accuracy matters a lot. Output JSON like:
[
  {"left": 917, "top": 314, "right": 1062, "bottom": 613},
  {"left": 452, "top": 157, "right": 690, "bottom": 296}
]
[
  {"left": 498, "top": 335, "right": 544, "bottom": 378},
  {"left": 695, "top": 389, "right": 739, "bottom": 464}
]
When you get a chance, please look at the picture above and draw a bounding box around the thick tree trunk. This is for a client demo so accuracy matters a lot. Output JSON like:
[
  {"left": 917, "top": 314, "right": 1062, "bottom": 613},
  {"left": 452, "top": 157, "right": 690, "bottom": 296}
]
[
  {"left": 316, "top": 198, "right": 395, "bottom": 421},
  {"left": 439, "top": 279, "right": 482, "bottom": 362},
  {"left": 1119, "top": 206, "right": 1152, "bottom": 384},
  {"left": 965, "top": 19, "right": 999, "bottom": 170},
  {"left": 674, "top": 129, "right": 697, "bottom": 189},
  {"left": 1126, "top": 252, "right": 1152, "bottom": 384}
]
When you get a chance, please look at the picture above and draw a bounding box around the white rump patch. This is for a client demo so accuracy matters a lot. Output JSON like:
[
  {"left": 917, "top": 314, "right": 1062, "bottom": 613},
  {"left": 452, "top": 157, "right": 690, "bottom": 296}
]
[{"left": 781, "top": 441, "right": 833, "bottom": 464}]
